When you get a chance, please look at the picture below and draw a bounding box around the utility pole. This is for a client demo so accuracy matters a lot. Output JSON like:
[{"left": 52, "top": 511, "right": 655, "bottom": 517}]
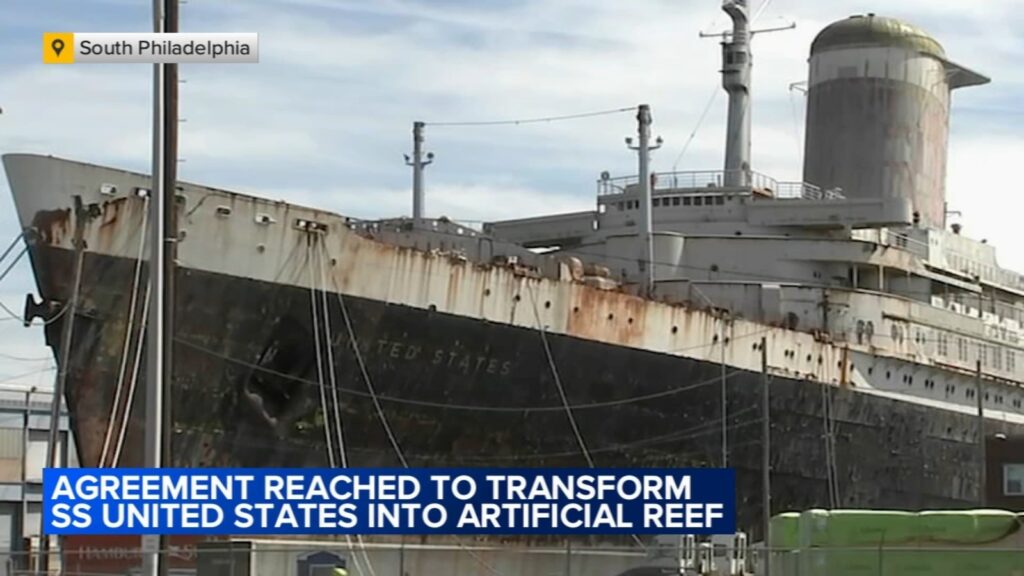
[
  {"left": 761, "top": 336, "right": 771, "bottom": 576},
  {"left": 976, "top": 359, "right": 986, "bottom": 506},
  {"left": 405, "top": 121, "right": 433, "bottom": 222},
  {"left": 144, "top": 0, "right": 179, "bottom": 574},
  {"left": 626, "top": 104, "right": 662, "bottom": 295},
  {"left": 700, "top": 1, "right": 794, "bottom": 187},
  {"left": 21, "top": 387, "right": 32, "bottom": 573},
  {"left": 720, "top": 318, "right": 728, "bottom": 468}
]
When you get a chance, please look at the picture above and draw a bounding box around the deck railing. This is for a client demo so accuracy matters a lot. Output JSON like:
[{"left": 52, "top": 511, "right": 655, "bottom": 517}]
[{"left": 597, "top": 170, "right": 839, "bottom": 200}]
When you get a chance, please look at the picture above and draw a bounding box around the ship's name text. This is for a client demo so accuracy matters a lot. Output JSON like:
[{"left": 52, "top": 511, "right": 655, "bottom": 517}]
[{"left": 375, "top": 338, "right": 513, "bottom": 376}]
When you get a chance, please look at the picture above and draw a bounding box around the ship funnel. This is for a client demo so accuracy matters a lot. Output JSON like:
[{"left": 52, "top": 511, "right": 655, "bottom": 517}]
[{"left": 802, "top": 14, "right": 989, "bottom": 229}]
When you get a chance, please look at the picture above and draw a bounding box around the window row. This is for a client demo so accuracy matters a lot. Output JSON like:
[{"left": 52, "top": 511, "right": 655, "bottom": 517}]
[{"left": 612, "top": 195, "right": 728, "bottom": 211}]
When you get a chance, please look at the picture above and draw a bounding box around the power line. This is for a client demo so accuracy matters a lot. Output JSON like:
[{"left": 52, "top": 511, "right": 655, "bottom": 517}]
[
  {"left": 0, "top": 352, "right": 52, "bottom": 362},
  {"left": 427, "top": 106, "right": 636, "bottom": 127},
  {"left": 0, "top": 366, "right": 55, "bottom": 385}
]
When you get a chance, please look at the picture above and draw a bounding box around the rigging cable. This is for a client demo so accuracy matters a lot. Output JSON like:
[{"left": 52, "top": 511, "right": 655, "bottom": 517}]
[
  {"left": 316, "top": 241, "right": 347, "bottom": 469},
  {"left": 174, "top": 335, "right": 742, "bottom": 412},
  {"left": 307, "top": 243, "right": 337, "bottom": 468},
  {"left": 671, "top": 84, "right": 720, "bottom": 173},
  {"left": 110, "top": 271, "right": 152, "bottom": 467},
  {"left": 0, "top": 245, "right": 28, "bottom": 286},
  {"left": 101, "top": 197, "right": 149, "bottom": 468},
  {"left": 324, "top": 244, "right": 408, "bottom": 468},
  {"left": 527, "top": 284, "right": 593, "bottom": 467},
  {"left": 427, "top": 106, "right": 636, "bottom": 128},
  {"left": 0, "top": 298, "right": 71, "bottom": 327},
  {"left": 526, "top": 282, "right": 652, "bottom": 548},
  {"left": 308, "top": 241, "right": 372, "bottom": 576},
  {"left": 823, "top": 383, "right": 841, "bottom": 506},
  {"left": 0, "top": 233, "right": 24, "bottom": 267},
  {"left": 321, "top": 243, "right": 505, "bottom": 576},
  {"left": 820, "top": 384, "right": 835, "bottom": 507}
]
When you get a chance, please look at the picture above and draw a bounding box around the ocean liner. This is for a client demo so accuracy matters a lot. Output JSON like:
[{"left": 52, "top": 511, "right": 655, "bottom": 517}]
[{"left": 6, "top": 6, "right": 1024, "bottom": 536}]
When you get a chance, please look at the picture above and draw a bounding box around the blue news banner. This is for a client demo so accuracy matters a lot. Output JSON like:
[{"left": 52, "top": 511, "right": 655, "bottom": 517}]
[{"left": 44, "top": 468, "right": 735, "bottom": 536}]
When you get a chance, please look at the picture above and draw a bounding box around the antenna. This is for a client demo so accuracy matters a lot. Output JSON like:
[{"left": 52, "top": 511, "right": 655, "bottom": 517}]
[{"left": 700, "top": 0, "right": 794, "bottom": 187}]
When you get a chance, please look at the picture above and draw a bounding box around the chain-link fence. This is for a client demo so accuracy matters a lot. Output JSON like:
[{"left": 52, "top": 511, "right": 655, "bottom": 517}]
[{"left": 3, "top": 539, "right": 1024, "bottom": 576}]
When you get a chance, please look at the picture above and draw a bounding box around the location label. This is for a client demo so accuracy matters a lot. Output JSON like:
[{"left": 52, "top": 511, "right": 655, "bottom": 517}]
[
  {"left": 42, "top": 33, "right": 259, "bottom": 64},
  {"left": 43, "top": 32, "right": 75, "bottom": 64}
]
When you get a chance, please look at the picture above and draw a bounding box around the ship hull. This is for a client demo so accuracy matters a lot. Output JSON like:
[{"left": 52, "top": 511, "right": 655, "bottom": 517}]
[{"left": 34, "top": 243, "right": 998, "bottom": 533}]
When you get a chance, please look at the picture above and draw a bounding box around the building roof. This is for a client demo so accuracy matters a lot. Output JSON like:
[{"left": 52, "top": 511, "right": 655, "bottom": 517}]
[{"left": 811, "top": 14, "right": 945, "bottom": 58}]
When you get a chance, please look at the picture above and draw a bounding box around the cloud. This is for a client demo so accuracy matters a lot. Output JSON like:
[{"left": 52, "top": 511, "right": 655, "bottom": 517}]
[{"left": 2, "top": 0, "right": 1024, "bottom": 385}]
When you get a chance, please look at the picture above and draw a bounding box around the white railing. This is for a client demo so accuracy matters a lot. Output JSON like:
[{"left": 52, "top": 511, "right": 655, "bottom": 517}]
[
  {"left": 853, "top": 228, "right": 930, "bottom": 259},
  {"left": 597, "top": 170, "right": 837, "bottom": 200},
  {"left": 775, "top": 182, "right": 845, "bottom": 200}
]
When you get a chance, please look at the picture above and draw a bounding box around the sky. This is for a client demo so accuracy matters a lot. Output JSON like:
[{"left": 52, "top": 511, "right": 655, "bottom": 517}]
[{"left": 1, "top": 0, "right": 1023, "bottom": 388}]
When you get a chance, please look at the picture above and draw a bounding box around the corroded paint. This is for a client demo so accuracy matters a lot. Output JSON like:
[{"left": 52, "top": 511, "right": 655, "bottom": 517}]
[{"left": 9, "top": 153, "right": 1024, "bottom": 538}]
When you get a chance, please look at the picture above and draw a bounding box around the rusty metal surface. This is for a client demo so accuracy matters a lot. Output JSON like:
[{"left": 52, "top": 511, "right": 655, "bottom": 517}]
[{"left": 6, "top": 152, "right": 1024, "bottom": 536}]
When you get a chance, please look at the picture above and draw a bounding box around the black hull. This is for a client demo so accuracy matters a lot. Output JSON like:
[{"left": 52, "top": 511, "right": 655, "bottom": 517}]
[{"left": 33, "top": 244, "right": 1001, "bottom": 534}]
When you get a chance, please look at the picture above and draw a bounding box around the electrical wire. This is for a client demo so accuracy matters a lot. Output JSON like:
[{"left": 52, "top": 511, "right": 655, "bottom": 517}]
[
  {"left": 427, "top": 106, "right": 636, "bottom": 127},
  {"left": 0, "top": 366, "right": 56, "bottom": 385},
  {"left": 450, "top": 406, "right": 762, "bottom": 464},
  {"left": 0, "top": 351, "right": 51, "bottom": 362}
]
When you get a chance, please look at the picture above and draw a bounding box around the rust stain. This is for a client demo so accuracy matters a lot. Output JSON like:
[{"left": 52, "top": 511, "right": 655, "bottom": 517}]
[
  {"left": 566, "top": 287, "right": 649, "bottom": 347},
  {"left": 96, "top": 197, "right": 130, "bottom": 253},
  {"left": 32, "top": 207, "right": 72, "bottom": 246}
]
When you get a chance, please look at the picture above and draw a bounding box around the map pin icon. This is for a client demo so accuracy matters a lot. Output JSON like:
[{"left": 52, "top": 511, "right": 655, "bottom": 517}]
[{"left": 52, "top": 38, "right": 65, "bottom": 57}]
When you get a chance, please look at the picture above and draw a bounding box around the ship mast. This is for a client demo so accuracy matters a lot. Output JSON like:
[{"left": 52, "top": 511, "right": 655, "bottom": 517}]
[
  {"left": 721, "top": 0, "right": 751, "bottom": 187},
  {"left": 143, "top": 0, "right": 178, "bottom": 574},
  {"left": 626, "top": 105, "right": 662, "bottom": 295},
  {"left": 405, "top": 121, "right": 434, "bottom": 222},
  {"left": 702, "top": 1, "right": 793, "bottom": 187}
]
